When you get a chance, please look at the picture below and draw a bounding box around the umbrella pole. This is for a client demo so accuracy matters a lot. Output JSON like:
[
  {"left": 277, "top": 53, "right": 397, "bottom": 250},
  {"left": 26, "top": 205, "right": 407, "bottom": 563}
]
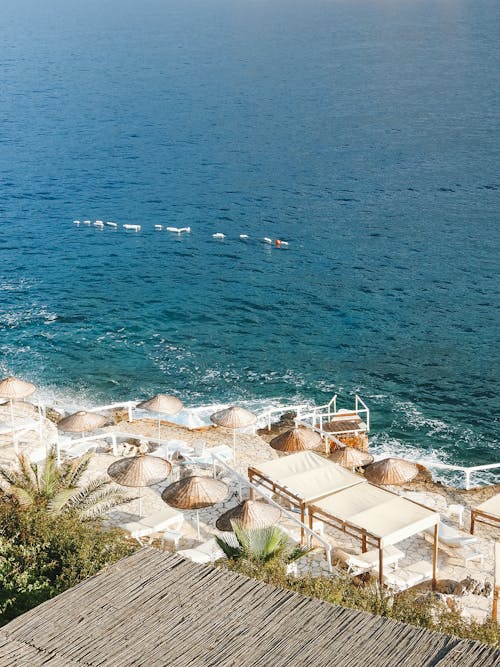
[
  {"left": 196, "top": 510, "right": 201, "bottom": 541},
  {"left": 158, "top": 418, "right": 161, "bottom": 443},
  {"left": 10, "top": 399, "right": 17, "bottom": 450},
  {"left": 139, "top": 488, "right": 142, "bottom": 520},
  {"left": 233, "top": 430, "right": 236, "bottom": 463}
]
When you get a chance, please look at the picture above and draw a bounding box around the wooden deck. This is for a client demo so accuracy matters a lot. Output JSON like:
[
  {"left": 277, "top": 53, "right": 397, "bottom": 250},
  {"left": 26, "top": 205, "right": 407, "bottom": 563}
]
[
  {"left": 323, "top": 416, "right": 367, "bottom": 434},
  {"left": 0, "top": 548, "right": 498, "bottom": 666}
]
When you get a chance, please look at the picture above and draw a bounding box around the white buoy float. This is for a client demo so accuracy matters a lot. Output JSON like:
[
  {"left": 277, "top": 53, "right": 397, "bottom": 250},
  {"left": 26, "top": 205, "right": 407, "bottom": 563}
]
[
  {"left": 155, "top": 225, "right": 163, "bottom": 230},
  {"left": 212, "top": 233, "right": 225, "bottom": 239},
  {"left": 166, "top": 226, "right": 191, "bottom": 233},
  {"left": 263, "top": 237, "right": 273, "bottom": 244},
  {"left": 94, "top": 221, "right": 104, "bottom": 228},
  {"left": 106, "top": 222, "right": 118, "bottom": 228},
  {"left": 83, "top": 220, "right": 91, "bottom": 225},
  {"left": 239, "top": 234, "right": 249, "bottom": 239},
  {"left": 123, "top": 224, "right": 141, "bottom": 231},
  {"left": 73, "top": 220, "right": 80, "bottom": 225}
]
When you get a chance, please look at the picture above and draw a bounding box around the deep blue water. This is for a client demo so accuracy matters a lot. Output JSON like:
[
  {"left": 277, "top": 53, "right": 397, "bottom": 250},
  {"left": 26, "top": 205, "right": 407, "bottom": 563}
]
[{"left": 1, "top": 0, "right": 499, "bottom": 474}]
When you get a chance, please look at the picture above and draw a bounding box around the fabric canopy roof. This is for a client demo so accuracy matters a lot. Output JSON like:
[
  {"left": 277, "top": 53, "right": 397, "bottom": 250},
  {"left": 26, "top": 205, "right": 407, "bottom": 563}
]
[
  {"left": 476, "top": 493, "right": 500, "bottom": 519},
  {"left": 311, "top": 485, "right": 439, "bottom": 547},
  {"left": 251, "top": 451, "right": 365, "bottom": 503}
]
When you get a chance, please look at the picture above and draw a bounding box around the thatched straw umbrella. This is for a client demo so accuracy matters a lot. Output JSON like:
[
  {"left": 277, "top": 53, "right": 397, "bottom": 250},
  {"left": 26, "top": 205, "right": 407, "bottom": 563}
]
[
  {"left": 58, "top": 411, "right": 107, "bottom": 434},
  {"left": 108, "top": 454, "right": 172, "bottom": 519},
  {"left": 329, "top": 446, "right": 374, "bottom": 471},
  {"left": 162, "top": 475, "right": 228, "bottom": 540},
  {"left": 0, "top": 376, "right": 37, "bottom": 447},
  {"left": 137, "top": 394, "right": 183, "bottom": 442},
  {"left": 270, "top": 426, "right": 322, "bottom": 453},
  {"left": 216, "top": 499, "right": 281, "bottom": 532},
  {"left": 57, "top": 411, "right": 107, "bottom": 463},
  {"left": 364, "top": 457, "right": 419, "bottom": 485},
  {"left": 210, "top": 406, "right": 256, "bottom": 462}
]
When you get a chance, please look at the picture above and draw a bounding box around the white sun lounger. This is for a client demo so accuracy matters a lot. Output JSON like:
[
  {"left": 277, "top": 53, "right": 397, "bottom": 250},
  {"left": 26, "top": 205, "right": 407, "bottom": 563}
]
[
  {"left": 151, "top": 440, "right": 193, "bottom": 461},
  {"left": 384, "top": 560, "right": 433, "bottom": 592},
  {"left": 177, "top": 538, "right": 225, "bottom": 565},
  {"left": 425, "top": 521, "right": 482, "bottom": 566},
  {"left": 336, "top": 545, "right": 405, "bottom": 576},
  {"left": 121, "top": 507, "right": 183, "bottom": 543},
  {"left": 60, "top": 438, "right": 98, "bottom": 459}
]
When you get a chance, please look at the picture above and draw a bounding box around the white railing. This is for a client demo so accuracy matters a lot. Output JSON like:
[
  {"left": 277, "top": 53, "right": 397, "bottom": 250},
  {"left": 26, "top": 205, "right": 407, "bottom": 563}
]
[
  {"left": 86, "top": 401, "right": 137, "bottom": 422},
  {"left": 260, "top": 404, "right": 311, "bottom": 431},
  {"left": 211, "top": 454, "right": 333, "bottom": 571},
  {"left": 293, "top": 418, "right": 345, "bottom": 454},
  {"left": 355, "top": 395, "right": 370, "bottom": 431},
  {"left": 298, "top": 394, "right": 369, "bottom": 434},
  {"left": 413, "top": 459, "right": 500, "bottom": 490}
]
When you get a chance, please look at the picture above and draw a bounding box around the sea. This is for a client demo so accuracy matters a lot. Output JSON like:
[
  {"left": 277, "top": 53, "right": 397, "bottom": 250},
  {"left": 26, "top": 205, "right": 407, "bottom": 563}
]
[{"left": 0, "top": 0, "right": 499, "bottom": 484}]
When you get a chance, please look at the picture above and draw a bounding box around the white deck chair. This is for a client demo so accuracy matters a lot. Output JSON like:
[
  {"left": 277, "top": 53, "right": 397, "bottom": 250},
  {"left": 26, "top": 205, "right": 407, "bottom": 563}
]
[
  {"left": 425, "top": 521, "right": 482, "bottom": 566},
  {"left": 335, "top": 545, "right": 405, "bottom": 576},
  {"left": 177, "top": 538, "right": 225, "bottom": 565},
  {"left": 384, "top": 561, "right": 433, "bottom": 592},
  {"left": 60, "top": 439, "right": 98, "bottom": 459}
]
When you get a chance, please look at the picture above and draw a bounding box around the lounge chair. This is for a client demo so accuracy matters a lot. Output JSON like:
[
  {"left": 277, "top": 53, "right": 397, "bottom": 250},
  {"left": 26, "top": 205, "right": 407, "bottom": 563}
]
[
  {"left": 183, "top": 444, "right": 234, "bottom": 470},
  {"left": 425, "top": 521, "right": 482, "bottom": 566},
  {"left": 60, "top": 438, "right": 98, "bottom": 459},
  {"left": 384, "top": 560, "right": 433, "bottom": 592},
  {"left": 335, "top": 545, "right": 405, "bottom": 576},
  {"left": 177, "top": 538, "right": 225, "bottom": 564},
  {"left": 152, "top": 440, "right": 193, "bottom": 461},
  {"left": 121, "top": 507, "right": 183, "bottom": 543}
]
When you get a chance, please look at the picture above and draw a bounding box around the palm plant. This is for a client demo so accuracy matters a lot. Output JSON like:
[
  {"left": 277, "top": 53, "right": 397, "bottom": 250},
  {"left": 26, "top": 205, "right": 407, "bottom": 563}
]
[
  {"left": 0, "top": 449, "right": 132, "bottom": 521},
  {"left": 215, "top": 522, "right": 310, "bottom": 566}
]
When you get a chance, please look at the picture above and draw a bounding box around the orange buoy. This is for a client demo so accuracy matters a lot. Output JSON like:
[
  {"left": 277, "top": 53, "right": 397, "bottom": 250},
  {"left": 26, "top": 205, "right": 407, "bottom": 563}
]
[{"left": 275, "top": 239, "right": 281, "bottom": 247}]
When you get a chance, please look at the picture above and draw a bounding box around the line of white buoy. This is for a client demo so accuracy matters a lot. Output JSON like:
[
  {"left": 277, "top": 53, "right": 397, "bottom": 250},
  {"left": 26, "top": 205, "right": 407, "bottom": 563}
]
[{"left": 72, "top": 221, "right": 288, "bottom": 246}]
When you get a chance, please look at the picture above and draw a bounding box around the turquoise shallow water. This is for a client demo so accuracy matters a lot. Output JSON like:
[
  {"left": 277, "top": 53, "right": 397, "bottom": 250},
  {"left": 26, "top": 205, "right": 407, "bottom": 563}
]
[{"left": 0, "top": 0, "right": 499, "bottom": 476}]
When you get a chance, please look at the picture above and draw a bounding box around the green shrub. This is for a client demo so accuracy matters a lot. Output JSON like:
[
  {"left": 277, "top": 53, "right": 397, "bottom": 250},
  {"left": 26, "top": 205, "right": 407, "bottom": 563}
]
[
  {"left": 0, "top": 500, "right": 136, "bottom": 625},
  {"left": 223, "top": 559, "right": 499, "bottom": 649}
]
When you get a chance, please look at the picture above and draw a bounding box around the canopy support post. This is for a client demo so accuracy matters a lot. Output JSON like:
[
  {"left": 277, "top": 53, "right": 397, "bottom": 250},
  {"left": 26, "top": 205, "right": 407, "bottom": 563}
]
[
  {"left": 379, "top": 546, "right": 383, "bottom": 587},
  {"left": 432, "top": 523, "right": 438, "bottom": 590},
  {"left": 248, "top": 471, "right": 255, "bottom": 500},
  {"left": 300, "top": 503, "right": 305, "bottom": 545}
]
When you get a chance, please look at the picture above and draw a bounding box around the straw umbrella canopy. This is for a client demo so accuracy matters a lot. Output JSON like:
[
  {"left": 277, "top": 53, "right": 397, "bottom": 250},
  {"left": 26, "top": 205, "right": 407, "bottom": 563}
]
[
  {"left": 162, "top": 475, "right": 228, "bottom": 540},
  {"left": 0, "top": 377, "right": 37, "bottom": 447},
  {"left": 210, "top": 406, "right": 257, "bottom": 462},
  {"left": 0, "top": 376, "right": 36, "bottom": 400},
  {"left": 364, "top": 457, "right": 419, "bottom": 485},
  {"left": 57, "top": 411, "right": 107, "bottom": 434},
  {"left": 108, "top": 454, "right": 172, "bottom": 519},
  {"left": 137, "top": 394, "right": 183, "bottom": 442},
  {"left": 216, "top": 499, "right": 281, "bottom": 532},
  {"left": 270, "top": 426, "right": 322, "bottom": 453},
  {"left": 329, "top": 446, "right": 374, "bottom": 471}
]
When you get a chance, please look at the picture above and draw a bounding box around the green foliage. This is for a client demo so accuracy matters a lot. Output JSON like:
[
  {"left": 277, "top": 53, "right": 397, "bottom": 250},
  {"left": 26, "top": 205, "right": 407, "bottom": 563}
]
[
  {"left": 0, "top": 449, "right": 132, "bottom": 520},
  {"left": 223, "top": 559, "right": 499, "bottom": 649},
  {"left": 0, "top": 501, "right": 136, "bottom": 625},
  {"left": 216, "top": 523, "right": 310, "bottom": 568}
]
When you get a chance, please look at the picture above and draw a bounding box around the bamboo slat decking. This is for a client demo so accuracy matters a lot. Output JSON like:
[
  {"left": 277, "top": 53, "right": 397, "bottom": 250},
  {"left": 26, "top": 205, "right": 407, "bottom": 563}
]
[{"left": 0, "top": 548, "right": 498, "bottom": 666}]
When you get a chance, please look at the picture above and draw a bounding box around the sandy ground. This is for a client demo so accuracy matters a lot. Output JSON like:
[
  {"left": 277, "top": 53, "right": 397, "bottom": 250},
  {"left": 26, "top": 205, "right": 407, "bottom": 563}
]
[{"left": 0, "top": 404, "right": 498, "bottom": 623}]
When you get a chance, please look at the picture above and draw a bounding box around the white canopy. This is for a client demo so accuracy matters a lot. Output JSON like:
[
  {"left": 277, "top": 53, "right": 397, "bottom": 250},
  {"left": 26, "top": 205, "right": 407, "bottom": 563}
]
[
  {"left": 251, "top": 451, "right": 365, "bottom": 503},
  {"left": 312, "top": 486, "right": 439, "bottom": 547},
  {"left": 477, "top": 493, "right": 500, "bottom": 519}
]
